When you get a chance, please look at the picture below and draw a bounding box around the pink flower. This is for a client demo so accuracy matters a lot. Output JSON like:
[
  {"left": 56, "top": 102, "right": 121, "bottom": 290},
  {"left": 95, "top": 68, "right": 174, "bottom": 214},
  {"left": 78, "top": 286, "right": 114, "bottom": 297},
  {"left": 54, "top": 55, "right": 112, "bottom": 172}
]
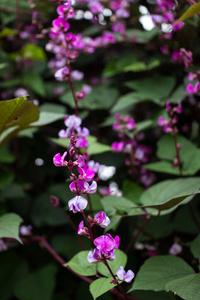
[
  {"left": 112, "top": 141, "right": 124, "bottom": 152},
  {"left": 158, "top": 116, "right": 166, "bottom": 126},
  {"left": 93, "top": 211, "right": 110, "bottom": 228},
  {"left": 53, "top": 152, "right": 68, "bottom": 166},
  {"left": 55, "top": 67, "right": 69, "bottom": 81},
  {"left": 94, "top": 233, "right": 120, "bottom": 254},
  {"left": 87, "top": 248, "right": 116, "bottom": 263},
  {"left": 69, "top": 180, "right": 97, "bottom": 194},
  {"left": 169, "top": 243, "right": 182, "bottom": 255},
  {"left": 78, "top": 166, "right": 95, "bottom": 181},
  {"left": 77, "top": 221, "right": 89, "bottom": 237},
  {"left": 68, "top": 196, "right": 88, "bottom": 213},
  {"left": 64, "top": 115, "right": 82, "bottom": 129},
  {"left": 52, "top": 17, "right": 70, "bottom": 32},
  {"left": 116, "top": 266, "right": 135, "bottom": 283}
]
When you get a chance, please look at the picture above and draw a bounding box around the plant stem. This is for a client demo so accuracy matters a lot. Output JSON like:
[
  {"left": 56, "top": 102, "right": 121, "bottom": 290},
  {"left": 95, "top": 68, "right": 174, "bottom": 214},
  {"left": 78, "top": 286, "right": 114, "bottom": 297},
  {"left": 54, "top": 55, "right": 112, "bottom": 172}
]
[
  {"left": 125, "top": 216, "right": 150, "bottom": 254},
  {"left": 172, "top": 132, "right": 182, "bottom": 176},
  {"left": 22, "top": 236, "right": 139, "bottom": 300},
  {"left": 81, "top": 210, "right": 94, "bottom": 241}
]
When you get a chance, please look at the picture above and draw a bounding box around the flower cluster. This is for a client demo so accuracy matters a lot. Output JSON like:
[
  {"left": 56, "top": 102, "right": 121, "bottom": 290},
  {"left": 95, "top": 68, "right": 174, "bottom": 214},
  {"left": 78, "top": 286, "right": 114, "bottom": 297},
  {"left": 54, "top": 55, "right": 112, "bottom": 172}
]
[
  {"left": 158, "top": 101, "right": 182, "bottom": 134},
  {"left": 112, "top": 113, "right": 154, "bottom": 187},
  {"left": 58, "top": 115, "right": 89, "bottom": 149},
  {"left": 87, "top": 233, "right": 120, "bottom": 263},
  {"left": 151, "top": 0, "right": 184, "bottom": 40}
]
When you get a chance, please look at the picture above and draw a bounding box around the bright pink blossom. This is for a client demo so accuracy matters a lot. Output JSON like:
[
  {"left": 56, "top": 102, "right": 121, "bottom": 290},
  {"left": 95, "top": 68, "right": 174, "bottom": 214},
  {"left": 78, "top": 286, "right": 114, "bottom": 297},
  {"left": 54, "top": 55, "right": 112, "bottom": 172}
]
[
  {"left": 53, "top": 152, "right": 68, "bottom": 166},
  {"left": 94, "top": 233, "right": 120, "bottom": 254}
]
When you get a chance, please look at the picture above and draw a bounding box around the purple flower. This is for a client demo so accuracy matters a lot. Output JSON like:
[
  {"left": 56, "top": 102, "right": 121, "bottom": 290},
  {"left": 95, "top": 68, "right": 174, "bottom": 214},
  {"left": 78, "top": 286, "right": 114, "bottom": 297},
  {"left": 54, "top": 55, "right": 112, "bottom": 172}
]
[
  {"left": 94, "top": 233, "right": 120, "bottom": 254},
  {"left": 169, "top": 243, "right": 182, "bottom": 255},
  {"left": 87, "top": 248, "right": 103, "bottom": 263},
  {"left": 55, "top": 67, "right": 69, "bottom": 81},
  {"left": 158, "top": 116, "right": 166, "bottom": 126},
  {"left": 53, "top": 152, "right": 68, "bottom": 166},
  {"left": 77, "top": 220, "right": 89, "bottom": 237},
  {"left": 87, "top": 248, "right": 116, "bottom": 263},
  {"left": 93, "top": 211, "right": 110, "bottom": 228},
  {"left": 20, "top": 225, "right": 32, "bottom": 236},
  {"left": 75, "top": 137, "right": 88, "bottom": 148},
  {"left": 78, "top": 166, "right": 95, "bottom": 181},
  {"left": 14, "top": 88, "right": 28, "bottom": 98},
  {"left": 70, "top": 180, "right": 97, "bottom": 194},
  {"left": 112, "top": 141, "right": 124, "bottom": 152},
  {"left": 71, "top": 70, "right": 84, "bottom": 81},
  {"left": 88, "top": 1, "right": 104, "bottom": 14},
  {"left": 116, "top": 266, "right": 135, "bottom": 283},
  {"left": 64, "top": 115, "right": 82, "bottom": 129},
  {"left": 52, "top": 17, "right": 70, "bottom": 32},
  {"left": 68, "top": 195, "right": 88, "bottom": 213}
]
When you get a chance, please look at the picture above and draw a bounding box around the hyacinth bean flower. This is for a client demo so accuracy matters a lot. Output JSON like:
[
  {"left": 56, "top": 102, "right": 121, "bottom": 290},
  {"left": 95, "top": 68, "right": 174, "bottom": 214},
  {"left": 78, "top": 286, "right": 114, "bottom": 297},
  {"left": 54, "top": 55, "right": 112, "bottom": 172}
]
[
  {"left": 69, "top": 180, "right": 97, "bottom": 194},
  {"left": 77, "top": 220, "right": 89, "bottom": 237},
  {"left": 87, "top": 248, "right": 116, "bottom": 264},
  {"left": 116, "top": 266, "right": 135, "bottom": 283},
  {"left": 68, "top": 195, "right": 88, "bottom": 213},
  {"left": 88, "top": 211, "right": 110, "bottom": 228},
  {"left": 78, "top": 166, "right": 95, "bottom": 181},
  {"left": 53, "top": 151, "right": 68, "bottom": 166},
  {"left": 94, "top": 233, "right": 120, "bottom": 254},
  {"left": 64, "top": 115, "right": 82, "bottom": 129}
]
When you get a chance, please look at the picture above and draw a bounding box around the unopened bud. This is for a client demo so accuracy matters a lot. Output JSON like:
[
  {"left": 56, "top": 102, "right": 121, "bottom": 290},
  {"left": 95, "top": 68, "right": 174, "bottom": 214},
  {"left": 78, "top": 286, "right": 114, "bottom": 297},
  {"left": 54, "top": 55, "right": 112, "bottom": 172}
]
[{"left": 50, "top": 195, "right": 60, "bottom": 207}]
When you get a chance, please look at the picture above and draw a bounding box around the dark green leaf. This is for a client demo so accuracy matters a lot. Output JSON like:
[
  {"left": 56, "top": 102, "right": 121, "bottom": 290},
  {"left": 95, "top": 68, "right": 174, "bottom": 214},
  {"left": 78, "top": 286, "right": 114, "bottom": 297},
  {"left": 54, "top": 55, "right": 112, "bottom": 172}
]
[
  {"left": 165, "top": 274, "right": 200, "bottom": 300},
  {"left": 14, "top": 264, "right": 58, "bottom": 300},
  {"left": 191, "top": 235, "right": 200, "bottom": 263},
  {"left": 129, "top": 255, "right": 194, "bottom": 292},
  {"left": 136, "top": 177, "right": 200, "bottom": 214}
]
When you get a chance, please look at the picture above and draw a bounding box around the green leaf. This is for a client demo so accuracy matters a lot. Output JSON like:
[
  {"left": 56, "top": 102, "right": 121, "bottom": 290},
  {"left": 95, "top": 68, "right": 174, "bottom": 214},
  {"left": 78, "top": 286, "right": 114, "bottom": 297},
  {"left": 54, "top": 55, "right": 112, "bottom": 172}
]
[
  {"left": 122, "top": 180, "right": 143, "bottom": 205},
  {"left": 174, "top": 3, "right": 200, "bottom": 25},
  {"left": 0, "top": 0, "right": 30, "bottom": 10},
  {"left": 97, "top": 249, "right": 127, "bottom": 277},
  {"left": 101, "top": 196, "right": 143, "bottom": 216},
  {"left": 31, "top": 193, "right": 68, "bottom": 227},
  {"left": 90, "top": 277, "right": 117, "bottom": 299},
  {"left": 14, "top": 264, "right": 58, "bottom": 300},
  {"left": 136, "top": 177, "right": 200, "bottom": 214},
  {"left": 87, "top": 136, "right": 111, "bottom": 155},
  {"left": 165, "top": 274, "right": 200, "bottom": 300},
  {"left": 0, "top": 27, "right": 18, "bottom": 37},
  {"left": 131, "top": 290, "right": 177, "bottom": 300},
  {"left": 111, "top": 92, "right": 145, "bottom": 114},
  {"left": 20, "top": 44, "right": 46, "bottom": 61},
  {"left": 0, "top": 97, "right": 39, "bottom": 144},
  {"left": 0, "top": 169, "right": 14, "bottom": 190},
  {"left": 64, "top": 251, "right": 97, "bottom": 276},
  {"left": 191, "top": 235, "right": 200, "bottom": 264},
  {"left": 126, "top": 28, "right": 158, "bottom": 43},
  {"left": 129, "top": 255, "right": 194, "bottom": 293},
  {"left": 123, "top": 61, "right": 147, "bottom": 72},
  {"left": 145, "top": 134, "right": 200, "bottom": 176},
  {"left": 31, "top": 105, "right": 65, "bottom": 126},
  {"left": 124, "top": 76, "right": 175, "bottom": 105},
  {"left": 23, "top": 73, "right": 45, "bottom": 96},
  {"left": 50, "top": 137, "right": 69, "bottom": 149},
  {"left": 0, "top": 144, "right": 15, "bottom": 163},
  {"left": 0, "top": 213, "right": 23, "bottom": 243}
]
